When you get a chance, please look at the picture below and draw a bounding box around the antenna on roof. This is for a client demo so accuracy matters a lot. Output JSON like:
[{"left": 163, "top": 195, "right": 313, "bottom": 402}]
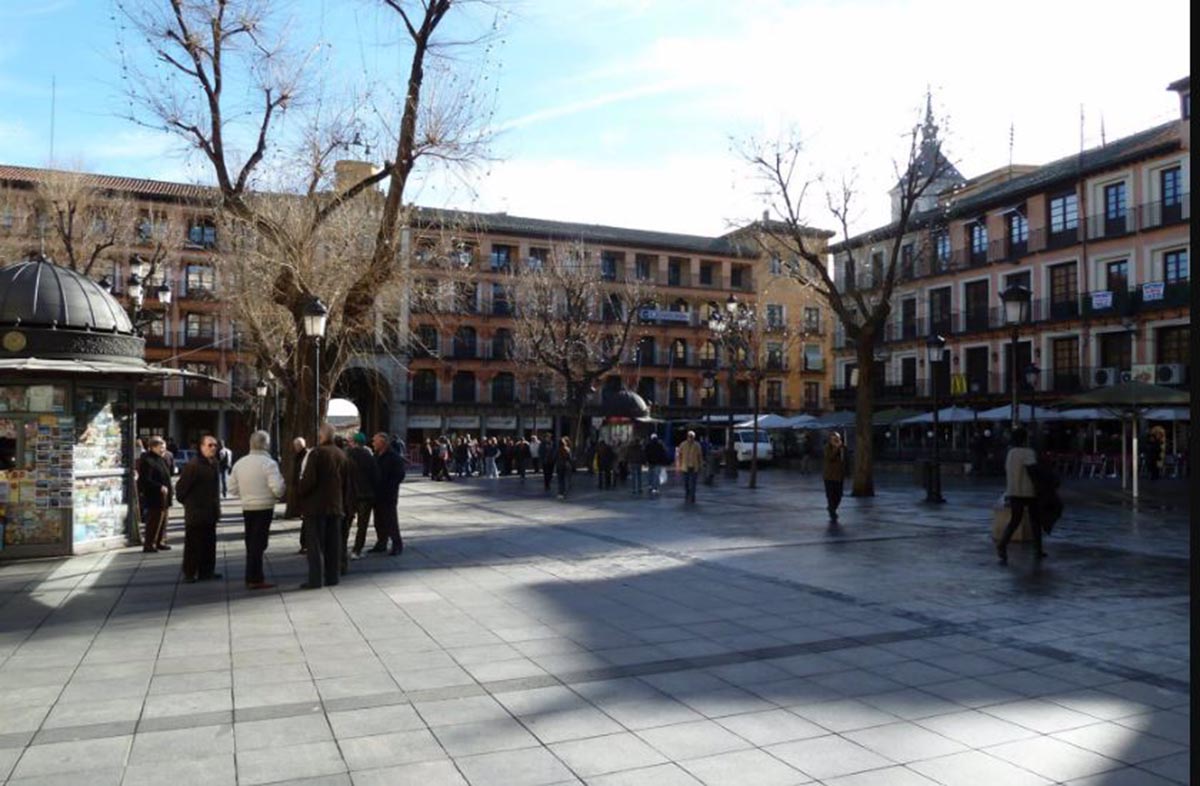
[{"left": 1100, "top": 113, "right": 1107, "bottom": 146}]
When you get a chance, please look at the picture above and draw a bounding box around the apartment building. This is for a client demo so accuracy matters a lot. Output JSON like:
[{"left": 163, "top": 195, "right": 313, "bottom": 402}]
[
  {"left": 0, "top": 165, "right": 252, "bottom": 449},
  {"left": 829, "top": 77, "right": 1190, "bottom": 412}
]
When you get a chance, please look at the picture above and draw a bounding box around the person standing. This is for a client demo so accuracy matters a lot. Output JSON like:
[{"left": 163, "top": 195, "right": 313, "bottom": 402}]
[
  {"left": 373, "top": 432, "right": 406, "bottom": 555},
  {"left": 217, "top": 440, "right": 233, "bottom": 498},
  {"left": 554, "top": 436, "right": 575, "bottom": 499},
  {"left": 348, "top": 433, "right": 382, "bottom": 558},
  {"left": 175, "top": 434, "right": 222, "bottom": 583},
  {"left": 540, "top": 431, "right": 556, "bottom": 492},
  {"left": 515, "top": 436, "right": 531, "bottom": 480},
  {"left": 596, "top": 440, "right": 615, "bottom": 490},
  {"left": 996, "top": 427, "right": 1043, "bottom": 565},
  {"left": 529, "top": 433, "right": 541, "bottom": 474},
  {"left": 483, "top": 437, "right": 499, "bottom": 478},
  {"left": 296, "top": 424, "right": 350, "bottom": 589},
  {"left": 137, "top": 436, "right": 174, "bottom": 552},
  {"left": 626, "top": 438, "right": 645, "bottom": 495},
  {"left": 227, "top": 431, "right": 285, "bottom": 590},
  {"left": 677, "top": 431, "right": 703, "bottom": 504},
  {"left": 823, "top": 431, "right": 847, "bottom": 523},
  {"left": 645, "top": 434, "right": 669, "bottom": 496}
]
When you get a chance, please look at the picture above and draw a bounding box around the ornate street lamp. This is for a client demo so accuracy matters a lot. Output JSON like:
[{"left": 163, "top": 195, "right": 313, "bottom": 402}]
[
  {"left": 925, "top": 334, "right": 947, "bottom": 503},
  {"left": 302, "top": 296, "right": 329, "bottom": 436},
  {"left": 1025, "top": 362, "right": 1040, "bottom": 434},
  {"left": 255, "top": 378, "right": 268, "bottom": 431},
  {"left": 1000, "top": 283, "right": 1031, "bottom": 429}
]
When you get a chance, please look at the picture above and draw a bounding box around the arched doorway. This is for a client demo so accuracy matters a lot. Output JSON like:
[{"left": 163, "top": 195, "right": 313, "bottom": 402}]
[{"left": 333, "top": 366, "right": 392, "bottom": 438}]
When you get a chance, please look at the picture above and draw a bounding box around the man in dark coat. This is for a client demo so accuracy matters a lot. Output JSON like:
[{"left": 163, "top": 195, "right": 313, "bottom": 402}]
[
  {"left": 373, "top": 432, "right": 406, "bottom": 555},
  {"left": 348, "top": 433, "right": 382, "bottom": 558},
  {"left": 137, "top": 436, "right": 174, "bottom": 552},
  {"left": 174, "top": 434, "right": 222, "bottom": 582},
  {"left": 296, "top": 424, "right": 351, "bottom": 588},
  {"left": 540, "top": 431, "right": 556, "bottom": 492}
]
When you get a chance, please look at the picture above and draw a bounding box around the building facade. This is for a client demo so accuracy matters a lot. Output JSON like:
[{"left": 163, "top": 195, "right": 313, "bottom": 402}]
[{"left": 829, "top": 77, "right": 1190, "bottom": 414}]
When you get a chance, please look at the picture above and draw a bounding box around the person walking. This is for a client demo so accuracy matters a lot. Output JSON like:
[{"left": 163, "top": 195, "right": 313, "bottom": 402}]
[
  {"left": 373, "top": 432, "right": 406, "bottom": 555},
  {"left": 540, "top": 431, "right": 556, "bottom": 492},
  {"left": 175, "top": 434, "right": 222, "bottom": 583},
  {"left": 823, "top": 431, "right": 847, "bottom": 523},
  {"left": 996, "top": 427, "right": 1044, "bottom": 565},
  {"left": 136, "top": 436, "right": 174, "bottom": 552},
  {"left": 296, "top": 424, "right": 350, "bottom": 589},
  {"left": 217, "top": 440, "right": 233, "bottom": 498},
  {"left": 515, "top": 436, "right": 531, "bottom": 480},
  {"left": 227, "top": 430, "right": 285, "bottom": 589},
  {"left": 483, "top": 437, "right": 499, "bottom": 478},
  {"left": 645, "top": 434, "right": 669, "bottom": 496},
  {"left": 677, "top": 431, "right": 703, "bottom": 503},
  {"left": 529, "top": 433, "right": 541, "bottom": 474},
  {"left": 554, "top": 436, "right": 575, "bottom": 499},
  {"left": 348, "top": 433, "right": 383, "bottom": 557},
  {"left": 626, "top": 438, "right": 645, "bottom": 495},
  {"left": 596, "top": 440, "right": 615, "bottom": 490}
]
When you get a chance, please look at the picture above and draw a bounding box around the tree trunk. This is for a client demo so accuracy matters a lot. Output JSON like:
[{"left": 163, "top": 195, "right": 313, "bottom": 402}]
[
  {"left": 749, "top": 378, "right": 760, "bottom": 489},
  {"left": 851, "top": 340, "right": 878, "bottom": 497}
]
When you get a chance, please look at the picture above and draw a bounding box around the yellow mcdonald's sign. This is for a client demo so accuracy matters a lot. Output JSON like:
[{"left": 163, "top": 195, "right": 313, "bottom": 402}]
[{"left": 950, "top": 374, "right": 968, "bottom": 396}]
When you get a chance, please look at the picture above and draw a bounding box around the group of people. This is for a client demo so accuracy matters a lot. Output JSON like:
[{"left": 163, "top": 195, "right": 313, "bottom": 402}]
[
  {"left": 136, "top": 425, "right": 409, "bottom": 590},
  {"left": 422, "top": 434, "right": 541, "bottom": 480}
]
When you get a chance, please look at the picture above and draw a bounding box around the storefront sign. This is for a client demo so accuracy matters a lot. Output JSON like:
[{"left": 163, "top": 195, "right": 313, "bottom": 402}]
[
  {"left": 532, "top": 417, "right": 553, "bottom": 430},
  {"left": 447, "top": 415, "right": 480, "bottom": 429},
  {"left": 407, "top": 415, "right": 442, "bottom": 429},
  {"left": 1142, "top": 281, "right": 1165, "bottom": 302},
  {"left": 1090, "top": 290, "right": 1113, "bottom": 309},
  {"left": 638, "top": 308, "right": 691, "bottom": 324},
  {"left": 485, "top": 416, "right": 516, "bottom": 430}
]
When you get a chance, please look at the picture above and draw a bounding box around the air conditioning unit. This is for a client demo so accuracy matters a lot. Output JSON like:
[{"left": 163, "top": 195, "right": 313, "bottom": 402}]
[
  {"left": 1157, "top": 364, "right": 1188, "bottom": 385},
  {"left": 1119, "top": 370, "right": 1134, "bottom": 384},
  {"left": 1092, "top": 367, "right": 1119, "bottom": 387}
]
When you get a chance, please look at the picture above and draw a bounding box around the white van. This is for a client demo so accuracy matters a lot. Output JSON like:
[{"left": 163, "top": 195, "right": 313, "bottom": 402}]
[{"left": 732, "top": 429, "right": 773, "bottom": 464}]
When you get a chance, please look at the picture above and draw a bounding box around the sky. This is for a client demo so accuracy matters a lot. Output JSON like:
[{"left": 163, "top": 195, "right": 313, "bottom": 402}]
[{"left": 0, "top": 0, "right": 1190, "bottom": 237}]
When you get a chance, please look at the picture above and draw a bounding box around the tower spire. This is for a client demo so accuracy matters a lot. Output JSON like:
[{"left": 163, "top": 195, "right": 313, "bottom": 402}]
[{"left": 922, "top": 85, "right": 937, "bottom": 142}]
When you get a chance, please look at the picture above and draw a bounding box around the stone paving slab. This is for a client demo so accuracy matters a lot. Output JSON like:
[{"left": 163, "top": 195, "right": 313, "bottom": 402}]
[{"left": 0, "top": 471, "right": 1190, "bottom": 785}]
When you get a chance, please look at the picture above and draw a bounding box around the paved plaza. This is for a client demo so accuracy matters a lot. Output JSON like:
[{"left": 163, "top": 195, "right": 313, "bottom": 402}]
[{"left": 0, "top": 469, "right": 1190, "bottom": 786}]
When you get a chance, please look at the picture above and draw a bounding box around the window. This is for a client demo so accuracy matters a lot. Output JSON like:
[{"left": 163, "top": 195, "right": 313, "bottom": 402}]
[
  {"left": 900, "top": 298, "right": 917, "bottom": 339},
  {"left": 803, "top": 306, "right": 821, "bottom": 333},
  {"left": 1007, "top": 211, "right": 1028, "bottom": 255},
  {"left": 1052, "top": 337, "right": 1080, "bottom": 392},
  {"left": 1103, "top": 182, "right": 1128, "bottom": 235},
  {"left": 934, "top": 230, "right": 950, "bottom": 270},
  {"left": 635, "top": 254, "right": 655, "bottom": 281},
  {"left": 1161, "top": 167, "right": 1183, "bottom": 223},
  {"left": 491, "top": 283, "right": 509, "bottom": 315},
  {"left": 452, "top": 326, "right": 477, "bottom": 358},
  {"left": 669, "top": 379, "right": 688, "bottom": 405},
  {"left": 671, "top": 339, "right": 687, "bottom": 365},
  {"left": 602, "top": 293, "right": 624, "bottom": 322},
  {"left": 456, "top": 281, "right": 478, "bottom": 313},
  {"left": 187, "top": 221, "right": 217, "bottom": 248},
  {"left": 1049, "top": 261, "right": 1079, "bottom": 318},
  {"left": 185, "top": 264, "right": 215, "bottom": 295},
  {"left": 765, "top": 304, "right": 784, "bottom": 329},
  {"left": 636, "top": 336, "right": 656, "bottom": 365},
  {"left": 491, "top": 373, "right": 515, "bottom": 404},
  {"left": 412, "top": 370, "right": 437, "bottom": 403},
  {"left": 766, "top": 343, "right": 784, "bottom": 370},
  {"left": 964, "top": 280, "right": 990, "bottom": 331},
  {"left": 600, "top": 250, "right": 622, "bottom": 281},
  {"left": 730, "top": 266, "right": 746, "bottom": 289},
  {"left": 699, "top": 340, "right": 717, "bottom": 367},
  {"left": 900, "top": 243, "right": 914, "bottom": 280},
  {"left": 452, "top": 372, "right": 476, "bottom": 403},
  {"left": 491, "top": 328, "right": 512, "bottom": 360},
  {"left": 527, "top": 247, "right": 549, "bottom": 269},
  {"left": 1048, "top": 191, "right": 1079, "bottom": 237},
  {"left": 489, "top": 244, "right": 514, "bottom": 270},
  {"left": 803, "top": 381, "right": 820, "bottom": 410},
  {"left": 452, "top": 243, "right": 475, "bottom": 267},
  {"left": 1099, "top": 332, "right": 1131, "bottom": 371},
  {"left": 766, "top": 380, "right": 783, "bottom": 407},
  {"left": 1105, "top": 260, "right": 1128, "bottom": 293},
  {"left": 1164, "top": 249, "right": 1188, "bottom": 283},
  {"left": 1157, "top": 326, "right": 1189, "bottom": 365},
  {"left": 668, "top": 258, "right": 682, "bottom": 286},
  {"left": 803, "top": 344, "right": 823, "bottom": 371},
  {"left": 637, "top": 377, "right": 657, "bottom": 404},
  {"left": 965, "top": 347, "right": 989, "bottom": 394},
  {"left": 900, "top": 356, "right": 917, "bottom": 389},
  {"left": 928, "top": 287, "right": 951, "bottom": 334},
  {"left": 843, "top": 258, "right": 856, "bottom": 290},
  {"left": 769, "top": 256, "right": 782, "bottom": 276},
  {"left": 414, "top": 325, "right": 439, "bottom": 356},
  {"left": 185, "top": 313, "right": 215, "bottom": 338},
  {"left": 870, "top": 252, "right": 884, "bottom": 286},
  {"left": 699, "top": 262, "right": 714, "bottom": 286},
  {"left": 969, "top": 222, "right": 988, "bottom": 262}
]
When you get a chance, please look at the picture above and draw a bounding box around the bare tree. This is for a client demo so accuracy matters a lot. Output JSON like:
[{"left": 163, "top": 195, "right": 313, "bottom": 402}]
[
  {"left": 741, "top": 108, "right": 955, "bottom": 496},
  {"left": 509, "top": 244, "right": 651, "bottom": 446},
  {"left": 116, "top": 0, "right": 495, "bottom": 464}
]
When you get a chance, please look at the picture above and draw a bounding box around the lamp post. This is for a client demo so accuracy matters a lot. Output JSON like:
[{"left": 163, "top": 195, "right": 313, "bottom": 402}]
[
  {"left": 701, "top": 370, "right": 716, "bottom": 484},
  {"left": 255, "top": 379, "right": 269, "bottom": 432},
  {"left": 925, "top": 334, "right": 947, "bottom": 503},
  {"left": 1000, "top": 283, "right": 1032, "bottom": 429},
  {"left": 1024, "top": 362, "right": 1040, "bottom": 438},
  {"left": 302, "top": 296, "right": 329, "bottom": 437},
  {"left": 265, "top": 369, "right": 281, "bottom": 458}
]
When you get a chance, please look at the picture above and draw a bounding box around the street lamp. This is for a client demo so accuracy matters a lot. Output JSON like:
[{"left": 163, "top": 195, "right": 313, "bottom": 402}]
[
  {"left": 302, "top": 296, "right": 329, "bottom": 437},
  {"left": 1000, "top": 283, "right": 1031, "bottom": 429},
  {"left": 255, "top": 379, "right": 268, "bottom": 431},
  {"left": 925, "top": 334, "right": 947, "bottom": 503},
  {"left": 1025, "top": 362, "right": 1040, "bottom": 435},
  {"left": 265, "top": 368, "right": 281, "bottom": 457},
  {"left": 701, "top": 370, "right": 716, "bottom": 481},
  {"left": 708, "top": 308, "right": 740, "bottom": 479}
]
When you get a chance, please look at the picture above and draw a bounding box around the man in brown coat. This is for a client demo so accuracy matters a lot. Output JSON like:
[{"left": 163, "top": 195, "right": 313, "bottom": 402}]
[
  {"left": 297, "top": 424, "right": 350, "bottom": 589},
  {"left": 174, "top": 435, "right": 222, "bottom": 583}
]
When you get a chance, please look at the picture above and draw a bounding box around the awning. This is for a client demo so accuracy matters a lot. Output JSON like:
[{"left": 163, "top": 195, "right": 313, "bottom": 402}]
[
  {"left": 872, "top": 408, "right": 920, "bottom": 426},
  {"left": 0, "top": 357, "right": 226, "bottom": 383},
  {"left": 1057, "top": 408, "right": 1119, "bottom": 421},
  {"left": 899, "top": 406, "right": 979, "bottom": 424},
  {"left": 732, "top": 413, "right": 791, "bottom": 429},
  {"left": 1143, "top": 407, "right": 1190, "bottom": 422},
  {"left": 974, "top": 404, "right": 1064, "bottom": 422},
  {"left": 804, "top": 411, "right": 857, "bottom": 428}
]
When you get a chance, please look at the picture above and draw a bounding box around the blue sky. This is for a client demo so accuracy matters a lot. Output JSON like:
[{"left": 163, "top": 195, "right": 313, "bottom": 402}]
[{"left": 0, "top": 0, "right": 1190, "bottom": 236}]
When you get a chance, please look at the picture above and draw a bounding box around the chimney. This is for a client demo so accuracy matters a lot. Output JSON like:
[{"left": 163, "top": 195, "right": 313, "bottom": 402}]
[
  {"left": 762, "top": 209, "right": 770, "bottom": 223},
  {"left": 1167, "top": 76, "right": 1190, "bottom": 150},
  {"left": 334, "top": 160, "right": 380, "bottom": 192}
]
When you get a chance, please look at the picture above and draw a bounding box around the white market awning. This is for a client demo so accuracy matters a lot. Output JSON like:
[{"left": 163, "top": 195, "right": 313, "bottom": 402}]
[{"left": 0, "top": 356, "right": 225, "bottom": 383}]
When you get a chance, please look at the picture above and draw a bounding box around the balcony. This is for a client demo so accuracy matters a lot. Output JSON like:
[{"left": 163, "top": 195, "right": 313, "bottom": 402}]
[
  {"left": 1081, "top": 288, "right": 1135, "bottom": 318},
  {"left": 1045, "top": 226, "right": 1079, "bottom": 251},
  {"left": 1138, "top": 194, "right": 1189, "bottom": 229},
  {"left": 961, "top": 308, "right": 992, "bottom": 333},
  {"left": 1135, "top": 280, "right": 1190, "bottom": 310}
]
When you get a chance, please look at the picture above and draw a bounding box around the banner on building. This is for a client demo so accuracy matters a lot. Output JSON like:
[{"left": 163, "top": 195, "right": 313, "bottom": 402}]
[
  {"left": 407, "top": 415, "right": 442, "bottom": 429},
  {"left": 1090, "top": 291, "right": 1113, "bottom": 309},
  {"left": 950, "top": 374, "right": 967, "bottom": 396},
  {"left": 484, "top": 416, "right": 516, "bottom": 430},
  {"left": 638, "top": 308, "right": 691, "bottom": 324},
  {"left": 1130, "top": 364, "right": 1156, "bottom": 384},
  {"left": 1142, "top": 281, "right": 1165, "bottom": 302},
  {"left": 532, "top": 417, "right": 554, "bottom": 430},
  {"left": 447, "top": 415, "right": 480, "bottom": 429}
]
